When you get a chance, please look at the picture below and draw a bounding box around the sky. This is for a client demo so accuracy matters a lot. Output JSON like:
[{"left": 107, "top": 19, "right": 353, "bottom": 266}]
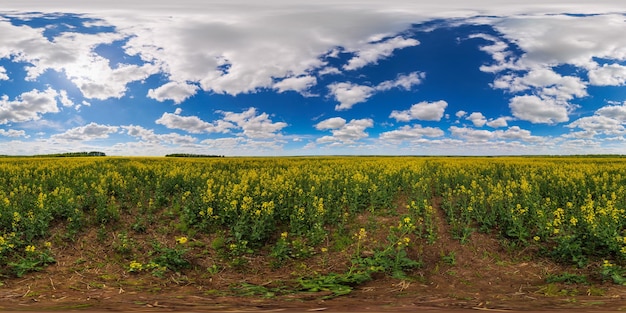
[{"left": 1, "top": 1, "right": 626, "bottom": 156}]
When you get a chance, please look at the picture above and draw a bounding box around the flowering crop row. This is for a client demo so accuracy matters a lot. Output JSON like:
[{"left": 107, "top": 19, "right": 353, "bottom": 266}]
[
  {"left": 0, "top": 157, "right": 434, "bottom": 274},
  {"left": 1, "top": 156, "right": 626, "bottom": 278},
  {"left": 435, "top": 157, "right": 626, "bottom": 266}
]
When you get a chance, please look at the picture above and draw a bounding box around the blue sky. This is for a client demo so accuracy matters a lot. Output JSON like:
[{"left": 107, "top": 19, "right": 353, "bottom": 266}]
[{"left": 1, "top": 1, "right": 626, "bottom": 156}]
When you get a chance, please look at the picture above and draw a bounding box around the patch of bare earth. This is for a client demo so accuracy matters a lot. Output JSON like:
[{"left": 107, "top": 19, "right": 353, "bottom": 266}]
[{"left": 1, "top": 197, "right": 625, "bottom": 312}]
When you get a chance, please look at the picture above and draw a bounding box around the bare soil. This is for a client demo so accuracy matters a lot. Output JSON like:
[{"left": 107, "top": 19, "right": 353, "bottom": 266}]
[{"left": 1, "top": 198, "right": 625, "bottom": 312}]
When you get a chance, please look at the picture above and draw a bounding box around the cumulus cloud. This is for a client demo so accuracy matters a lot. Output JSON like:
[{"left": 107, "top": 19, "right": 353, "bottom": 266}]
[
  {"left": 490, "top": 14, "right": 626, "bottom": 70},
  {"left": 52, "top": 122, "right": 118, "bottom": 141},
  {"left": 492, "top": 68, "right": 587, "bottom": 101},
  {"left": 155, "top": 111, "right": 234, "bottom": 134},
  {"left": 343, "top": 36, "right": 420, "bottom": 71},
  {"left": 122, "top": 125, "right": 196, "bottom": 145},
  {"left": 315, "top": 117, "right": 373, "bottom": 144},
  {"left": 509, "top": 95, "right": 569, "bottom": 124},
  {"left": 58, "top": 90, "right": 74, "bottom": 108},
  {"left": 273, "top": 75, "right": 317, "bottom": 95},
  {"left": 495, "top": 126, "right": 542, "bottom": 142},
  {"left": 109, "top": 5, "right": 426, "bottom": 98},
  {"left": 567, "top": 102, "right": 626, "bottom": 137},
  {"left": 148, "top": 81, "right": 199, "bottom": 104},
  {"left": 377, "top": 72, "right": 425, "bottom": 91},
  {"left": 221, "top": 108, "right": 288, "bottom": 139},
  {"left": 596, "top": 102, "right": 626, "bottom": 122},
  {"left": 0, "top": 88, "right": 59, "bottom": 124},
  {"left": 329, "top": 71, "right": 425, "bottom": 111},
  {"left": 475, "top": 14, "right": 626, "bottom": 127},
  {"left": 0, "top": 66, "right": 7, "bottom": 80},
  {"left": 0, "top": 21, "right": 159, "bottom": 100},
  {"left": 318, "top": 67, "right": 341, "bottom": 76},
  {"left": 588, "top": 63, "right": 626, "bottom": 86},
  {"left": 379, "top": 124, "right": 444, "bottom": 141},
  {"left": 315, "top": 117, "right": 346, "bottom": 130},
  {"left": 156, "top": 107, "right": 287, "bottom": 139},
  {"left": 449, "top": 126, "right": 494, "bottom": 141},
  {"left": 389, "top": 100, "right": 448, "bottom": 122},
  {"left": 486, "top": 116, "right": 512, "bottom": 128},
  {"left": 328, "top": 83, "right": 375, "bottom": 111},
  {"left": 466, "top": 112, "right": 487, "bottom": 127},
  {"left": 0, "top": 129, "right": 29, "bottom": 138},
  {"left": 567, "top": 115, "right": 625, "bottom": 135},
  {"left": 470, "top": 33, "right": 516, "bottom": 73}
]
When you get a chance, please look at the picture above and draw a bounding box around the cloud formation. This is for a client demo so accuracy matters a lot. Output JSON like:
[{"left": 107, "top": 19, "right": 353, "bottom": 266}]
[
  {"left": 0, "top": 88, "right": 59, "bottom": 124},
  {"left": 389, "top": 100, "right": 448, "bottom": 122},
  {"left": 315, "top": 117, "right": 373, "bottom": 144}
]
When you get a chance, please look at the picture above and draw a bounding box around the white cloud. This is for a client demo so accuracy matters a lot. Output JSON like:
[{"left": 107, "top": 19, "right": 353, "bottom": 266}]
[
  {"left": 596, "top": 102, "right": 626, "bottom": 122},
  {"left": 318, "top": 67, "right": 341, "bottom": 76},
  {"left": 509, "top": 95, "right": 569, "bottom": 124},
  {"left": 449, "top": 126, "right": 494, "bottom": 141},
  {"left": 588, "top": 63, "right": 626, "bottom": 86},
  {"left": 0, "top": 21, "right": 159, "bottom": 100},
  {"left": 0, "top": 88, "right": 59, "bottom": 124},
  {"left": 492, "top": 68, "right": 587, "bottom": 101},
  {"left": 0, "top": 129, "right": 28, "bottom": 138},
  {"left": 316, "top": 118, "right": 373, "bottom": 144},
  {"left": 497, "top": 14, "right": 626, "bottom": 69},
  {"left": 155, "top": 111, "right": 234, "bottom": 134},
  {"left": 485, "top": 116, "right": 512, "bottom": 128},
  {"left": 344, "top": 36, "right": 419, "bottom": 71},
  {"left": 379, "top": 124, "right": 444, "bottom": 141},
  {"left": 156, "top": 107, "right": 287, "bottom": 139},
  {"left": 70, "top": 61, "right": 158, "bottom": 100},
  {"left": 466, "top": 112, "right": 487, "bottom": 127},
  {"left": 315, "top": 117, "right": 346, "bottom": 130},
  {"left": 376, "top": 72, "right": 425, "bottom": 91},
  {"left": 147, "top": 81, "right": 199, "bottom": 104},
  {"left": 329, "top": 71, "right": 425, "bottom": 111},
  {"left": 0, "top": 66, "right": 7, "bottom": 80},
  {"left": 109, "top": 5, "right": 425, "bottom": 98},
  {"left": 470, "top": 33, "right": 516, "bottom": 73},
  {"left": 2, "top": 2, "right": 624, "bottom": 106},
  {"left": 199, "top": 137, "right": 245, "bottom": 149},
  {"left": 455, "top": 110, "right": 467, "bottom": 118},
  {"left": 328, "top": 82, "right": 375, "bottom": 111},
  {"left": 273, "top": 75, "right": 317, "bottom": 95},
  {"left": 51, "top": 122, "right": 118, "bottom": 141},
  {"left": 495, "top": 126, "right": 542, "bottom": 142},
  {"left": 122, "top": 125, "right": 196, "bottom": 145},
  {"left": 389, "top": 100, "right": 448, "bottom": 122},
  {"left": 566, "top": 103, "right": 626, "bottom": 138},
  {"left": 221, "top": 107, "right": 288, "bottom": 139},
  {"left": 58, "top": 90, "right": 74, "bottom": 107},
  {"left": 566, "top": 115, "right": 625, "bottom": 135}
]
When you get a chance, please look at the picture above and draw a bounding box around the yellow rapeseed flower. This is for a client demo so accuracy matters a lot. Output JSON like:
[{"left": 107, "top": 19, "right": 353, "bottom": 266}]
[
  {"left": 129, "top": 260, "right": 143, "bottom": 272},
  {"left": 176, "top": 236, "right": 188, "bottom": 244}
]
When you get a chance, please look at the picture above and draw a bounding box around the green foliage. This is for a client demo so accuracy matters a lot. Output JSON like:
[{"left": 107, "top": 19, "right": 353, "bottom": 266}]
[
  {"left": 545, "top": 272, "right": 588, "bottom": 284},
  {"left": 600, "top": 260, "right": 626, "bottom": 285},
  {"left": 148, "top": 240, "right": 190, "bottom": 272},
  {"left": 7, "top": 245, "right": 55, "bottom": 277}
]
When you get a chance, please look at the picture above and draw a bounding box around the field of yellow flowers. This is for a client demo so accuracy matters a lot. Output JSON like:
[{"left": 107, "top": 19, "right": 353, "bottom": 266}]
[{"left": 1, "top": 156, "right": 626, "bottom": 287}]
